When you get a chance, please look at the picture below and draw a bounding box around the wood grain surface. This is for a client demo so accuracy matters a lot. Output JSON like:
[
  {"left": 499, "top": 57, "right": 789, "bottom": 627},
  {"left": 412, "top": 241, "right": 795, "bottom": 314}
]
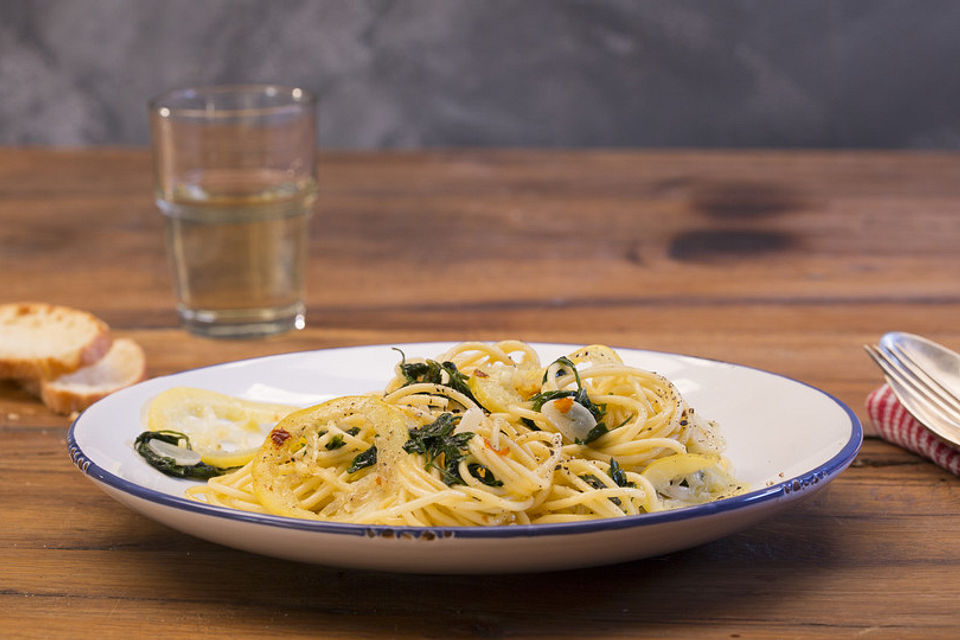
[{"left": 2, "top": 149, "right": 960, "bottom": 639}]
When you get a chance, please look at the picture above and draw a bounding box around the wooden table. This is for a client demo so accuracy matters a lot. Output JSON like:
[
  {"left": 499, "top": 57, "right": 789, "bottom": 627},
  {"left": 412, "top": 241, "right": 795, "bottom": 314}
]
[{"left": 2, "top": 149, "right": 959, "bottom": 638}]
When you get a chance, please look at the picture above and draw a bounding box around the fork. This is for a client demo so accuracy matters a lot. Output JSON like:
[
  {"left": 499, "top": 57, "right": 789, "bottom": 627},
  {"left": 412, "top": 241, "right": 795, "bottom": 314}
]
[{"left": 864, "top": 340, "right": 960, "bottom": 445}]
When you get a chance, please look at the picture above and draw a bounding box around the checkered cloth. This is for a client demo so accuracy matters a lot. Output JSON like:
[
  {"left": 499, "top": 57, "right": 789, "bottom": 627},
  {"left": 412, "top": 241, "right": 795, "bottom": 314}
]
[{"left": 866, "top": 384, "right": 960, "bottom": 476}]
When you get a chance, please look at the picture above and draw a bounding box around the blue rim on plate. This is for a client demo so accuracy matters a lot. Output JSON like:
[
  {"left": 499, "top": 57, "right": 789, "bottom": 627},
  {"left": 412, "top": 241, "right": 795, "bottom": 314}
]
[{"left": 65, "top": 344, "right": 863, "bottom": 541}]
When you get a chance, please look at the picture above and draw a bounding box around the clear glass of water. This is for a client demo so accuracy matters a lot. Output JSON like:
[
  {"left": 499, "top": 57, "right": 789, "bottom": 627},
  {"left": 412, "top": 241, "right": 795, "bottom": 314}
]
[{"left": 149, "top": 85, "right": 316, "bottom": 338}]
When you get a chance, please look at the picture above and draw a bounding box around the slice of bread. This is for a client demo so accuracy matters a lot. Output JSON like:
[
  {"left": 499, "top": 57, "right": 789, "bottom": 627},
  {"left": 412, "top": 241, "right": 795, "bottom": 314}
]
[
  {"left": 34, "top": 338, "right": 146, "bottom": 414},
  {"left": 0, "top": 302, "right": 113, "bottom": 379}
]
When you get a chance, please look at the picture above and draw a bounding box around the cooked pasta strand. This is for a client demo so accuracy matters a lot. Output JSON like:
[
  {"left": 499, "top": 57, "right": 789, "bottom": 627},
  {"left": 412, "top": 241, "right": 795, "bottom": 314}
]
[{"left": 181, "top": 341, "right": 745, "bottom": 525}]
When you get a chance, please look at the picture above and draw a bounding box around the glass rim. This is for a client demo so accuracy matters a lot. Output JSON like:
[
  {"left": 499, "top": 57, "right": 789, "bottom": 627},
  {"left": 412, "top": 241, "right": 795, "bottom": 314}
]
[{"left": 148, "top": 84, "right": 316, "bottom": 119}]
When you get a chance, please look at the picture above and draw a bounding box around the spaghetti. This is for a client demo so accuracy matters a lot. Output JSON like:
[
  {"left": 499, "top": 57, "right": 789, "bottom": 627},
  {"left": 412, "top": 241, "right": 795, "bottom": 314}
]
[{"left": 185, "top": 341, "right": 745, "bottom": 525}]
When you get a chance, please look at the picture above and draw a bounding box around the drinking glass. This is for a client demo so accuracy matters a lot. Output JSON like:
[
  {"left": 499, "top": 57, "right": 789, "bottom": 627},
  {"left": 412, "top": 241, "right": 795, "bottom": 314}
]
[{"left": 149, "top": 85, "right": 316, "bottom": 338}]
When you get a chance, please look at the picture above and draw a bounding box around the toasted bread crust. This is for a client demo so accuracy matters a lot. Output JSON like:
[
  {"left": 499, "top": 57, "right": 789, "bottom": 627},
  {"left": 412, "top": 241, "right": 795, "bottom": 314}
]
[
  {"left": 37, "top": 338, "right": 147, "bottom": 414},
  {"left": 0, "top": 302, "right": 113, "bottom": 379}
]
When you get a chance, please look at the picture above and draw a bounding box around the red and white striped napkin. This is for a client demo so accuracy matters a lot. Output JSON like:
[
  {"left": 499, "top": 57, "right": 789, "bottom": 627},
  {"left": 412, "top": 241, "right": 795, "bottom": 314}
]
[{"left": 866, "top": 384, "right": 960, "bottom": 476}]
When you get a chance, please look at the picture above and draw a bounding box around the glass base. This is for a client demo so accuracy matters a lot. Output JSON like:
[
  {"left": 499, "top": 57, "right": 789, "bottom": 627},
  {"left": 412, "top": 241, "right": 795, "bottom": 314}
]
[{"left": 177, "top": 302, "right": 305, "bottom": 338}]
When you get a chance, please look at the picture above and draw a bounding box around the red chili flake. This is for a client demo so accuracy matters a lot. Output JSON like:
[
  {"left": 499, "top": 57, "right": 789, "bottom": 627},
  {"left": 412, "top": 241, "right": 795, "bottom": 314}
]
[
  {"left": 553, "top": 397, "right": 575, "bottom": 414},
  {"left": 270, "top": 428, "right": 292, "bottom": 447},
  {"left": 474, "top": 369, "right": 489, "bottom": 378}
]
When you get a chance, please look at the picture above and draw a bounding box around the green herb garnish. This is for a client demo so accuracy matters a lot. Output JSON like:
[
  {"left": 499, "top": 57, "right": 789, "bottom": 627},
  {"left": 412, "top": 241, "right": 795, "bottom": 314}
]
[
  {"left": 607, "top": 457, "right": 635, "bottom": 488},
  {"left": 403, "top": 413, "right": 473, "bottom": 485},
  {"left": 531, "top": 357, "right": 607, "bottom": 438},
  {"left": 402, "top": 413, "right": 500, "bottom": 487},
  {"left": 578, "top": 459, "right": 634, "bottom": 507},
  {"left": 574, "top": 414, "right": 633, "bottom": 445},
  {"left": 347, "top": 445, "right": 378, "bottom": 473},
  {"left": 394, "top": 349, "right": 484, "bottom": 409},
  {"left": 579, "top": 473, "right": 622, "bottom": 506},
  {"left": 579, "top": 473, "right": 606, "bottom": 491},
  {"left": 325, "top": 426, "right": 361, "bottom": 450},
  {"left": 575, "top": 423, "right": 608, "bottom": 445},
  {"left": 534, "top": 357, "right": 605, "bottom": 419},
  {"left": 468, "top": 462, "right": 503, "bottom": 487}
]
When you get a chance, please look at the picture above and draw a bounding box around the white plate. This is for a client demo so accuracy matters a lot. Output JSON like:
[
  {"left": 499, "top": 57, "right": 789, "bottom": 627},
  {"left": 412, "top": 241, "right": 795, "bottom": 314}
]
[{"left": 67, "top": 343, "right": 861, "bottom": 574}]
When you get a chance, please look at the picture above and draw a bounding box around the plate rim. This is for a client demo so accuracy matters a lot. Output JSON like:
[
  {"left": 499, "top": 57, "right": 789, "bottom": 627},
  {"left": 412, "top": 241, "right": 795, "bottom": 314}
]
[{"left": 66, "top": 342, "right": 863, "bottom": 540}]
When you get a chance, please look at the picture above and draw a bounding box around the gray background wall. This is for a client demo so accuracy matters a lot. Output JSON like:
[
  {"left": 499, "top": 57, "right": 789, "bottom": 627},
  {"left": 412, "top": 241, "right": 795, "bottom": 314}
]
[{"left": 2, "top": 0, "right": 959, "bottom": 149}]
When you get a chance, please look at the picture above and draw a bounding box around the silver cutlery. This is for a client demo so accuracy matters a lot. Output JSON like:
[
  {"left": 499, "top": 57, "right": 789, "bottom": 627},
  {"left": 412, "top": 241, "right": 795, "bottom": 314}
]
[{"left": 864, "top": 332, "right": 960, "bottom": 446}]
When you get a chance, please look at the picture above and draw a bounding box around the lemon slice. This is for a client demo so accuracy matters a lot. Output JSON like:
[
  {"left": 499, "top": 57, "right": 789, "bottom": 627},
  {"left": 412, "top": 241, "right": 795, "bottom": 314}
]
[
  {"left": 145, "top": 387, "right": 297, "bottom": 459},
  {"left": 199, "top": 447, "right": 260, "bottom": 468},
  {"left": 469, "top": 370, "right": 522, "bottom": 413},
  {"left": 567, "top": 344, "right": 624, "bottom": 367},
  {"left": 640, "top": 453, "right": 719, "bottom": 489},
  {"left": 252, "top": 396, "right": 407, "bottom": 519},
  {"left": 467, "top": 360, "right": 539, "bottom": 413}
]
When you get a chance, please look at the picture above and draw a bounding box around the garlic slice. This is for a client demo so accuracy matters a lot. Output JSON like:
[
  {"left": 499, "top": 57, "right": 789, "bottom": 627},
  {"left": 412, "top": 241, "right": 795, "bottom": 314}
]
[
  {"left": 541, "top": 397, "right": 597, "bottom": 442},
  {"left": 146, "top": 437, "right": 202, "bottom": 466}
]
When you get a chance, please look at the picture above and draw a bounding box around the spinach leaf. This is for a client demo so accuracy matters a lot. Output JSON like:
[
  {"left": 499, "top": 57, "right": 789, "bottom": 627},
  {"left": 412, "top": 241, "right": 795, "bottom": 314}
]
[
  {"left": 400, "top": 359, "right": 441, "bottom": 385},
  {"left": 134, "top": 430, "right": 238, "bottom": 480},
  {"left": 575, "top": 423, "right": 609, "bottom": 445},
  {"left": 402, "top": 413, "right": 491, "bottom": 486},
  {"left": 394, "top": 351, "right": 484, "bottom": 409},
  {"left": 579, "top": 473, "right": 606, "bottom": 491},
  {"left": 607, "top": 457, "right": 636, "bottom": 488},
  {"left": 325, "top": 426, "right": 361, "bottom": 450},
  {"left": 402, "top": 413, "right": 461, "bottom": 454},
  {"left": 579, "top": 459, "right": 635, "bottom": 508},
  {"left": 468, "top": 462, "right": 503, "bottom": 487},
  {"left": 531, "top": 357, "right": 606, "bottom": 425},
  {"left": 347, "top": 445, "right": 377, "bottom": 473},
  {"left": 579, "top": 472, "right": 622, "bottom": 506},
  {"left": 577, "top": 388, "right": 606, "bottom": 421},
  {"left": 530, "top": 389, "right": 577, "bottom": 411}
]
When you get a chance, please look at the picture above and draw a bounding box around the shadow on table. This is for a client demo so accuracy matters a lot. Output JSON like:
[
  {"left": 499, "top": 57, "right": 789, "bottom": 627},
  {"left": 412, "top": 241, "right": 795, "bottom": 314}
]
[{"left": 121, "top": 501, "right": 845, "bottom": 637}]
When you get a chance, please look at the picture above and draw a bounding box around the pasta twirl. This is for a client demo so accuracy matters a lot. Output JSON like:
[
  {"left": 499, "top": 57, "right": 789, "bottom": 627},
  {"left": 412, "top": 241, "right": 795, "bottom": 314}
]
[{"left": 185, "top": 341, "right": 746, "bottom": 525}]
